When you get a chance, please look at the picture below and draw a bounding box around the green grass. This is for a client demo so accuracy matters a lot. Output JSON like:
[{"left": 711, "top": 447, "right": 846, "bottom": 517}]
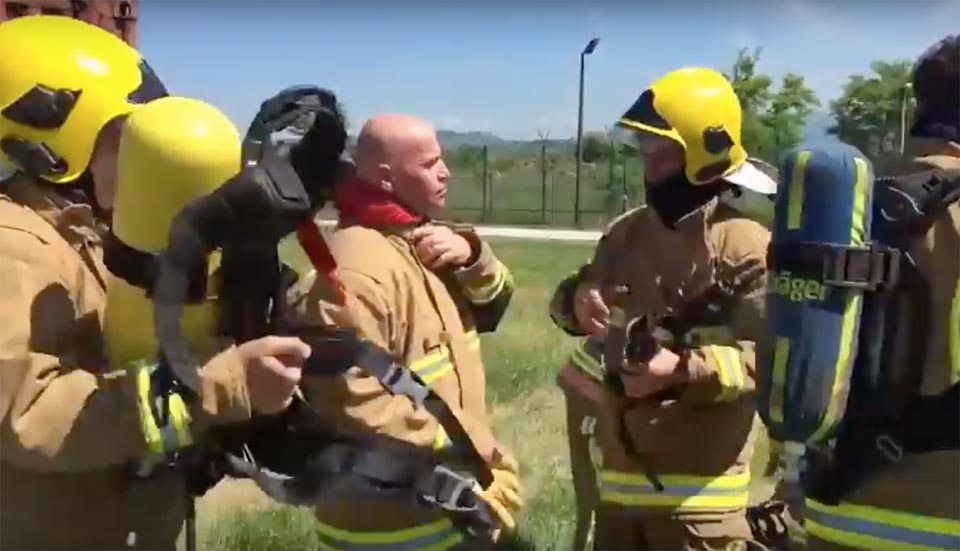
[{"left": 197, "top": 237, "right": 781, "bottom": 551}]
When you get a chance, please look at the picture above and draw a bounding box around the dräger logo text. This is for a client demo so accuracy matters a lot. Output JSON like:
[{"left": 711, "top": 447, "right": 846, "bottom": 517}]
[{"left": 769, "top": 271, "right": 829, "bottom": 302}]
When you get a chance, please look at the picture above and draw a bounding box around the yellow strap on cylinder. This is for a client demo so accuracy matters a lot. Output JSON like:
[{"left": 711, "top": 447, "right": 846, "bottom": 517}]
[{"left": 132, "top": 361, "right": 193, "bottom": 456}]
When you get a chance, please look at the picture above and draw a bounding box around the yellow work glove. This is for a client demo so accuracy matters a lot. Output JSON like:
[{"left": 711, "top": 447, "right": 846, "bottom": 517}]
[{"left": 473, "top": 451, "right": 524, "bottom": 539}]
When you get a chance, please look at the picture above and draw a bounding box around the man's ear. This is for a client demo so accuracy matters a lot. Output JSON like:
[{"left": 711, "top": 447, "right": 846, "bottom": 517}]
[{"left": 376, "top": 163, "right": 393, "bottom": 192}]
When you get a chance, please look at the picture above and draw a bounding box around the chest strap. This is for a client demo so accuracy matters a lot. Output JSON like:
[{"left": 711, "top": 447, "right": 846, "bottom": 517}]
[
  {"left": 297, "top": 326, "right": 495, "bottom": 489},
  {"left": 219, "top": 434, "right": 497, "bottom": 538}
]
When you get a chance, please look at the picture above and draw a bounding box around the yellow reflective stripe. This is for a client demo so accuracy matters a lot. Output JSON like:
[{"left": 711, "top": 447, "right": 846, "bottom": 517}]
[
  {"left": 432, "top": 425, "right": 451, "bottom": 450},
  {"left": 571, "top": 342, "right": 604, "bottom": 381},
  {"left": 707, "top": 345, "right": 744, "bottom": 401},
  {"left": 134, "top": 362, "right": 192, "bottom": 454},
  {"left": 787, "top": 150, "right": 811, "bottom": 230},
  {"left": 413, "top": 331, "right": 479, "bottom": 386},
  {"left": 951, "top": 275, "right": 960, "bottom": 384},
  {"left": 135, "top": 364, "right": 163, "bottom": 454},
  {"left": 464, "top": 261, "right": 509, "bottom": 304},
  {"left": 600, "top": 470, "right": 750, "bottom": 510},
  {"left": 411, "top": 349, "right": 453, "bottom": 385},
  {"left": 850, "top": 158, "right": 869, "bottom": 246},
  {"left": 168, "top": 394, "right": 193, "bottom": 448},
  {"left": 770, "top": 337, "right": 791, "bottom": 423},
  {"left": 808, "top": 160, "right": 868, "bottom": 440},
  {"left": 315, "top": 518, "right": 463, "bottom": 551},
  {"left": 809, "top": 293, "right": 862, "bottom": 442},
  {"left": 806, "top": 499, "right": 960, "bottom": 551}
]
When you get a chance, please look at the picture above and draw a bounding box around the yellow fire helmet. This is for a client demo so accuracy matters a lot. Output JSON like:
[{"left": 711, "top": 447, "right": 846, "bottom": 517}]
[
  {"left": 616, "top": 66, "right": 764, "bottom": 188},
  {"left": 104, "top": 96, "right": 240, "bottom": 369},
  {"left": 0, "top": 15, "right": 167, "bottom": 184}
]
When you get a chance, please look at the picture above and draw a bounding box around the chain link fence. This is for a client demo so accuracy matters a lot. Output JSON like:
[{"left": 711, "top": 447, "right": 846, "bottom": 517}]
[{"left": 444, "top": 146, "right": 646, "bottom": 229}]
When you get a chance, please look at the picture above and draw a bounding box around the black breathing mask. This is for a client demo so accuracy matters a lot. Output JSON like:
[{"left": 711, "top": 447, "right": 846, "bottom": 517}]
[{"left": 150, "top": 86, "right": 349, "bottom": 393}]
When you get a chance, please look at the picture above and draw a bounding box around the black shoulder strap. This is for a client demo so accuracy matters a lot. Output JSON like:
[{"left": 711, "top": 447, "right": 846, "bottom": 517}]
[
  {"left": 874, "top": 168, "right": 960, "bottom": 247},
  {"left": 296, "top": 326, "right": 496, "bottom": 488}
]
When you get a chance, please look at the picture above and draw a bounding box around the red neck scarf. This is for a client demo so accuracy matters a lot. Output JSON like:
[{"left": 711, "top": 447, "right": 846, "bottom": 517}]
[{"left": 334, "top": 173, "right": 423, "bottom": 228}]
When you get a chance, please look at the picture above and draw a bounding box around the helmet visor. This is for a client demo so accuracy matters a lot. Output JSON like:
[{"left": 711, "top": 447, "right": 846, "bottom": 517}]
[
  {"left": 127, "top": 60, "right": 169, "bottom": 105},
  {"left": 610, "top": 123, "right": 676, "bottom": 156}
]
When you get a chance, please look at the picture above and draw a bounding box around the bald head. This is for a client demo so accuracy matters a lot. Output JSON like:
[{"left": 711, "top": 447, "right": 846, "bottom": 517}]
[{"left": 354, "top": 113, "right": 450, "bottom": 218}]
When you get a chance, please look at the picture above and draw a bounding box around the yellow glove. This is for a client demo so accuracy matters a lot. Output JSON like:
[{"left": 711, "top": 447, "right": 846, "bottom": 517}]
[{"left": 473, "top": 452, "right": 524, "bottom": 537}]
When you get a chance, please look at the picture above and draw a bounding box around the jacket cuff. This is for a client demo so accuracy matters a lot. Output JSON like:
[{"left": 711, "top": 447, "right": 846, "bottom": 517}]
[
  {"left": 198, "top": 345, "right": 252, "bottom": 423},
  {"left": 681, "top": 344, "right": 748, "bottom": 403},
  {"left": 453, "top": 234, "right": 510, "bottom": 304},
  {"left": 550, "top": 265, "right": 594, "bottom": 336}
]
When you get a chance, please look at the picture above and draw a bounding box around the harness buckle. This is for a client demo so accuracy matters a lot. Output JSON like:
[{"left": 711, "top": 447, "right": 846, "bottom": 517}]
[
  {"left": 380, "top": 361, "right": 430, "bottom": 407},
  {"left": 823, "top": 245, "right": 901, "bottom": 291}
]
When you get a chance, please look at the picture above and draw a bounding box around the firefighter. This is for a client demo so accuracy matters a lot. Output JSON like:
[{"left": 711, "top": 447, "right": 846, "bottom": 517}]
[
  {"left": 550, "top": 67, "right": 780, "bottom": 550},
  {"left": 801, "top": 34, "right": 960, "bottom": 551},
  {"left": 0, "top": 16, "right": 308, "bottom": 549},
  {"left": 293, "top": 113, "right": 523, "bottom": 550}
]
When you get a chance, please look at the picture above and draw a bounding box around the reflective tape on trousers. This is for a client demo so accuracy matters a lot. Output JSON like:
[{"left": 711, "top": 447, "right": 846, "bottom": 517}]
[
  {"left": 806, "top": 498, "right": 960, "bottom": 551},
  {"left": 600, "top": 470, "right": 750, "bottom": 511},
  {"left": 315, "top": 518, "right": 464, "bottom": 551}
]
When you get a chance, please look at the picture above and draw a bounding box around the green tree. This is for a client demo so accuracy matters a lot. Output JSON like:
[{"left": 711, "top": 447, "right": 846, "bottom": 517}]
[
  {"left": 726, "top": 48, "right": 820, "bottom": 162},
  {"left": 581, "top": 132, "right": 609, "bottom": 164},
  {"left": 448, "top": 144, "right": 485, "bottom": 170},
  {"left": 828, "top": 60, "right": 914, "bottom": 162},
  {"left": 727, "top": 47, "right": 773, "bottom": 159}
]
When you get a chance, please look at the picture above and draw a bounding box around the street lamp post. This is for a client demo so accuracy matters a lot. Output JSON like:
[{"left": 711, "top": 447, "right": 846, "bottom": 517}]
[
  {"left": 574, "top": 37, "right": 599, "bottom": 228},
  {"left": 900, "top": 82, "right": 913, "bottom": 155}
]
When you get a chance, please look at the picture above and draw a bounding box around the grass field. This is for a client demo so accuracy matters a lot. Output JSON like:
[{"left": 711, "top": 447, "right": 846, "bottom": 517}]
[
  {"left": 195, "top": 236, "right": 780, "bottom": 551},
  {"left": 443, "top": 160, "right": 645, "bottom": 229}
]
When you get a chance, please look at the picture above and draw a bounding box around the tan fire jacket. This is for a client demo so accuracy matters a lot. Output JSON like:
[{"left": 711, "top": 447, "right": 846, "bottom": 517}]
[
  {"left": 0, "top": 175, "right": 251, "bottom": 550},
  {"left": 295, "top": 221, "right": 513, "bottom": 551},
  {"left": 804, "top": 152, "right": 960, "bottom": 550},
  {"left": 551, "top": 201, "right": 770, "bottom": 520}
]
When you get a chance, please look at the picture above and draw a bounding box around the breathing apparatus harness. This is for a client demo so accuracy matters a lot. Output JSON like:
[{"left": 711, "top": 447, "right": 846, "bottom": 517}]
[
  {"left": 773, "top": 167, "right": 960, "bottom": 506},
  {"left": 104, "top": 86, "right": 498, "bottom": 546}
]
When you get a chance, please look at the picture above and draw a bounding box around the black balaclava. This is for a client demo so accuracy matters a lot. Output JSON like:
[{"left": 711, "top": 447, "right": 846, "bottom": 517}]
[{"left": 645, "top": 166, "right": 729, "bottom": 228}]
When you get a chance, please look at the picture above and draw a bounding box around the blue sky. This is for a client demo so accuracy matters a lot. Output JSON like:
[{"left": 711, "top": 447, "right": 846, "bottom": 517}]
[{"left": 139, "top": 0, "right": 959, "bottom": 140}]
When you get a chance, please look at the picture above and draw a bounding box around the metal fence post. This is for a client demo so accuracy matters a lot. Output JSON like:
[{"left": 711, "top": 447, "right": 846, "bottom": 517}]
[
  {"left": 481, "top": 145, "right": 488, "bottom": 222},
  {"left": 540, "top": 142, "right": 548, "bottom": 224}
]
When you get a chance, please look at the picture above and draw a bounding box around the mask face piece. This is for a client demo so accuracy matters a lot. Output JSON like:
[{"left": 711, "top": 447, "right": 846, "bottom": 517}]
[{"left": 646, "top": 169, "right": 727, "bottom": 228}]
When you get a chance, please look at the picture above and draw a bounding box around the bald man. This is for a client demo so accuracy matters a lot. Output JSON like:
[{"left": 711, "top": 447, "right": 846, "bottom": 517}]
[{"left": 293, "top": 114, "right": 522, "bottom": 551}]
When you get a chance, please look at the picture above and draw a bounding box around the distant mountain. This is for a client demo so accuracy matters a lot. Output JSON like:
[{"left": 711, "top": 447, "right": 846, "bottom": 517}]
[
  {"left": 436, "top": 130, "right": 506, "bottom": 149},
  {"left": 437, "top": 129, "right": 576, "bottom": 154},
  {"left": 301, "top": 117, "right": 839, "bottom": 159}
]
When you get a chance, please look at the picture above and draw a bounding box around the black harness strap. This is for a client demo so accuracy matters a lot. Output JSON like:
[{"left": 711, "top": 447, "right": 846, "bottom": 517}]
[
  {"left": 297, "top": 326, "right": 496, "bottom": 488},
  {"left": 220, "top": 440, "right": 498, "bottom": 537},
  {"left": 102, "top": 230, "right": 208, "bottom": 302}
]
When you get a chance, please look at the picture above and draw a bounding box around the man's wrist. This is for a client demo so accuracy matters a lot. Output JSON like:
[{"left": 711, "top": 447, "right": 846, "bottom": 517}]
[{"left": 454, "top": 231, "right": 482, "bottom": 267}]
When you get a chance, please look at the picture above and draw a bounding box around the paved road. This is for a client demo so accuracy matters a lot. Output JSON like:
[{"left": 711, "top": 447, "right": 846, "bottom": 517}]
[
  {"left": 470, "top": 225, "right": 601, "bottom": 242},
  {"left": 315, "top": 220, "right": 601, "bottom": 242}
]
